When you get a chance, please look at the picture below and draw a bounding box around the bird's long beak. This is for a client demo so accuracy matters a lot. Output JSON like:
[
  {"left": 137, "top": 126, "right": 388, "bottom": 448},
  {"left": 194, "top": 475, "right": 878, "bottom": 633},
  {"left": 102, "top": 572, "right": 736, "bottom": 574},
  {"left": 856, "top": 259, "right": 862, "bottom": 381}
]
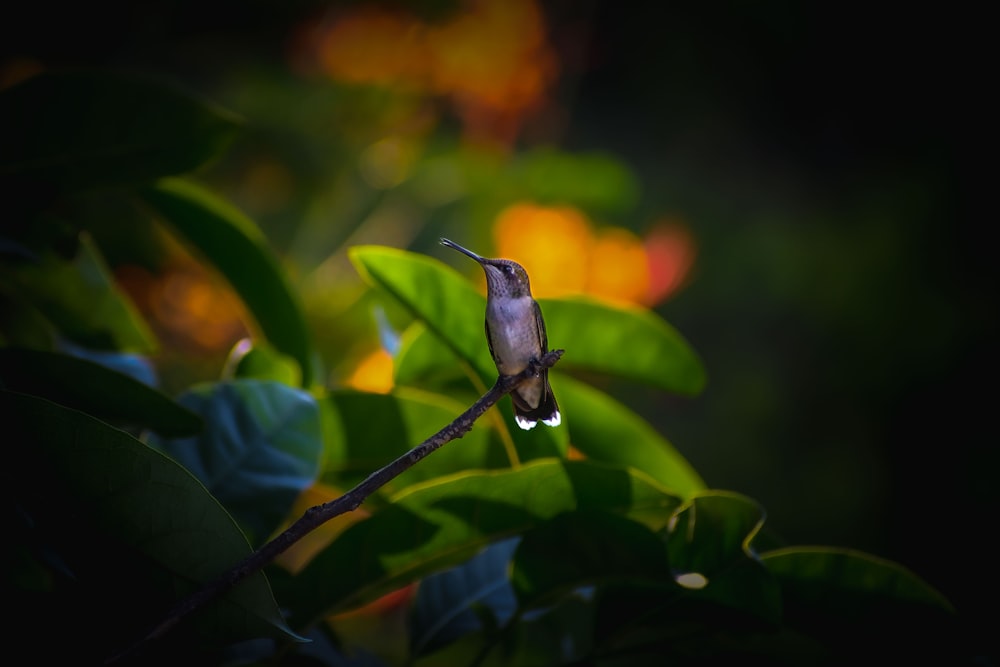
[{"left": 440, "top": 238, "right": 486, "bottom": 264}]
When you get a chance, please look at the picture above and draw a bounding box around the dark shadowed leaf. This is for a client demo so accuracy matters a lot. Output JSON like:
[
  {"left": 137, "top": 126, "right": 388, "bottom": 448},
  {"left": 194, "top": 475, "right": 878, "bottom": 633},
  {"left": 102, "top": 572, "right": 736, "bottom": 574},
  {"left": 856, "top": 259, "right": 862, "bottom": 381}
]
[
  {"left": 276, "top": 459, "right": 681, "bottom": 629},
  {"left": 2, "top": 390, "right": 301, "bottom": 659},
  {"left": 0, "top": 347, "right": 201, "bottom": 436},
  {"left": 410, "top": 537, "right": 520, "bottom": 656},
  {"left": 1, "top": 233, "right": 156, "bottom": 352},
  {"left": 0, "top": 69, "right": 240, "bottom": 205}
]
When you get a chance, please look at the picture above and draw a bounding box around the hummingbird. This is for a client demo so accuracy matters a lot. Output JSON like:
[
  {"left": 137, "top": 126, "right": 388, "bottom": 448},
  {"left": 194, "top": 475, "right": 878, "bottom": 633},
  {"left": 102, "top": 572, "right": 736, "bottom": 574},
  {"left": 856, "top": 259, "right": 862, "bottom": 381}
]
[{"left": 440, "top": 238, "right": 561, "bottom": 430}]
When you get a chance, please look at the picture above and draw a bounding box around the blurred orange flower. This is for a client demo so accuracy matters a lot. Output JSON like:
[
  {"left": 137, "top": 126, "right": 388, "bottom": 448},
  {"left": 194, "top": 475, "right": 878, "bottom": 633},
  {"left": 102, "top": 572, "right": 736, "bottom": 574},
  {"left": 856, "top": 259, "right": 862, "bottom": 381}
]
[
  {"left": 309, "top": 0, "right": 557, "bottom": 144},
  {"left": 344, "top": 347, "right": 395, "bottom": 394},
  {"left": 492, "top": 203, "right": 696, "bottom": 306}
]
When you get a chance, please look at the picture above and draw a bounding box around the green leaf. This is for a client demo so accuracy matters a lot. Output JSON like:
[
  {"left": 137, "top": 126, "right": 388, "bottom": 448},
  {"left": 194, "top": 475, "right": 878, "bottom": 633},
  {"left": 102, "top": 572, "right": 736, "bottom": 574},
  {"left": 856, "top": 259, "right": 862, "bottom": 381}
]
[
  {"left": 0, "top": 347, "right": 201, "bottom": 436},
  {"left": 2, "top": 389, "right": 301, "bottom": 659},
  {"left": 147, "top": 379, "right": 322, "bottom": 546},
  {"left": 761, "top": 547, "right": 959, "bottom": 658},
  {"left": 0, "top": 69, "right": 240, "bottom": 196},
  {"left": 555, "top": 374, "right": 704, "bottom": 497},
  {"left": 139, "top": 178, "right": 314, "bottom": 386},
  {"left": 349, "top": 245, "right": 495, "bottom": 381},
  {"left": 540, "top": 297, "right": 706, "bottom": 395},
  {"left": 277, "top": 459, "right": 682, "bottom": 628},
  {"left": 1, "top": 233, "right": 157, "bottom": 352},
  {"left": 222, "top": 338, "right": 302, "bottom": 386},
  {"left": 321, "top": 387, "right": 503, "bottom": 494},
  {"left": 512, "top": 511, "right": 672, "bottom": 609},
  {"left": 664, "top": 492, "right": 781, "bottom": 624}
]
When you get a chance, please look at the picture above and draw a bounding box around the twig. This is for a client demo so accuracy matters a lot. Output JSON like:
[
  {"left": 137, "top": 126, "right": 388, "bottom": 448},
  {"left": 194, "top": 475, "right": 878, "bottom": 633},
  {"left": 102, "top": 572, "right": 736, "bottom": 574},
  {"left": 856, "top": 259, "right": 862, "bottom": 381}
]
[{"left": 106, "top": 349, "right": 564, "bottom": 665}]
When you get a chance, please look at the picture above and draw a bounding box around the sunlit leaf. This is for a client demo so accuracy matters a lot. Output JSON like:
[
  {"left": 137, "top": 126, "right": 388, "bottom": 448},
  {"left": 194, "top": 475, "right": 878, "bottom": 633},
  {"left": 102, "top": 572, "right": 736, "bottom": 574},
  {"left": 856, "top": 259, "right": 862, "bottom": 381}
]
[
  {"left": 1, "top": 233, "right": 157, "bottom": 352},
  {"left": 540, "top": 296, "right": 706, "bottom": 395},
  {"left": 0, "top": 69, "right": 240, "bottom": 198},
  {"left": 276, "top": 459, "right": 682, "bottom": 629},
  {"left": 139, "top": 178, "right": 315, "bottom": 386},
  {"left": 349, "top": 245, "right": 494, "bottom": 381},
  {"left": 321, "top": 387, "right": 503, "bottom": 495},
  {"left": 147, "top": 379, "right": 322, "bottom": 546},
  {"left": 554, "top": 374, "right": 703, "bottom": 497},
  {"left": 223, "top": 338, "right": 301, "bottom": 386},
  {"left": 0, "top": 347, "right": 201, "bottom": 436},
  {"left": 2, "top": 390, "right": 302, "bottom": 659}
]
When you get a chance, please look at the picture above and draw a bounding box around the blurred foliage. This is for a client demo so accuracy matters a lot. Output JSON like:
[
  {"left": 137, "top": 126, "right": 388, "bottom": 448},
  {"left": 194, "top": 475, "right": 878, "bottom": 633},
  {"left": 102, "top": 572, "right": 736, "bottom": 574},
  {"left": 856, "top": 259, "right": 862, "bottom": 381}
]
[{"left": 1, "top": 0, "right": 992, "bottom": 665}]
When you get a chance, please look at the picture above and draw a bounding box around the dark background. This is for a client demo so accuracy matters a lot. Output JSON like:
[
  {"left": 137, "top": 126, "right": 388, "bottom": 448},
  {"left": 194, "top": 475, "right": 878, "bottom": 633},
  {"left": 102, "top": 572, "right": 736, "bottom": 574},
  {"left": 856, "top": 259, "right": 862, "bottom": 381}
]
[{"left": 4, "top": 0, "right": 993, "bottom": 657}]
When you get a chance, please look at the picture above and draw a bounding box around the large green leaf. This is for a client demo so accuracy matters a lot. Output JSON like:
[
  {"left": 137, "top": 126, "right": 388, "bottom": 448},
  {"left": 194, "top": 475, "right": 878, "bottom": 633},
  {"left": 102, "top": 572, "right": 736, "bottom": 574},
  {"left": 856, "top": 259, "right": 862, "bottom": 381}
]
[
  {"left": 350, "top": 245, "right": 495, "bottom": 380},
  {"left": 0, "top": 347, "right": 201, "bottom": 436},
  {"left": 139, "top": 178, "right": 314, "bottom": 386},
  {"left": 2, "top": 390, "right": 301, "bottom": 660},
  {"left": 321, "top": 387, "right": 505, "bottom": 494},
  {"left": 540, "top": 297, "right": 706, "bottom": 395},
  {"left": 555, "top": 374, "right": 704, "bottom": 497},
  {"left": 0, "top": 69, "right": 240, "bottom": 197},
  {"left": 761, "top": 547, "right": 960, "bottom": 660},
  {"left": 277, "top": 459, "right": 682, "bottom": 629},
  {"left": 0, "top": 233, "right": 157, "bottom": 352},
  {"left": 147, "top": 379, "right": 322, "bottom": 547}
]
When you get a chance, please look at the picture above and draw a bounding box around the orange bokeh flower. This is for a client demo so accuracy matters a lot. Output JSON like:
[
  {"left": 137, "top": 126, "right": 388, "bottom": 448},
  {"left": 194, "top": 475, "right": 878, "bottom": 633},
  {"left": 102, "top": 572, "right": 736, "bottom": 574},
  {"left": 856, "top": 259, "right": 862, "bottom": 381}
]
[
  {"left": 491, "top": 203, "right": 696, "bottom": 306},
  {"left": 344, "top": 347, "right": 395, "bottom": 394},
  {"left": 307, "top": 0, "right": 557, "bottom": 145}
]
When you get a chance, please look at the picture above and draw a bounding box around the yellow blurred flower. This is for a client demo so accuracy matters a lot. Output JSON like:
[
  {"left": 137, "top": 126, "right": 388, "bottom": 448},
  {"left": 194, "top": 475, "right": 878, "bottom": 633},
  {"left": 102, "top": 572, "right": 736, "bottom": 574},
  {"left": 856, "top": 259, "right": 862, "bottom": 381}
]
[{"left": 344, "top": 347, "right": 395, "bottom": 394}]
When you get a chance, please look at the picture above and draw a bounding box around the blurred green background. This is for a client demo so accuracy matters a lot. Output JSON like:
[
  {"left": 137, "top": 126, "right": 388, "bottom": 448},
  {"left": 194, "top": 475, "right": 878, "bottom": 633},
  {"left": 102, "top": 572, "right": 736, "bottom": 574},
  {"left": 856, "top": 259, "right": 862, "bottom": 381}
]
[{"left": 3, "top": 0, "right": 992, "bottom": 647}]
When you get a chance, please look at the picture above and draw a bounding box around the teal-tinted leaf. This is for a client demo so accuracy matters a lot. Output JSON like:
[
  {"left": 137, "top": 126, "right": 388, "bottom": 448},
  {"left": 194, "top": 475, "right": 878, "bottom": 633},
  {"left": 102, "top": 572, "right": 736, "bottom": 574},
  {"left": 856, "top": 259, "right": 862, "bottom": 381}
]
[
  {"left": 322, "top": 387, "right": 502, "bottom": 495},
  {"left": 139, "top": 178, "right": 314, "bottom": 386},
  {"left": 0, "top": 69, "right": 240, "bottom": 195},
  {"left": 0, "top": 347, "right": 201, "bottom": 436},
  {"left": 555, "top": 374, "right": 703, "bottom": 497},
  {"left": 2, "top": 390, "right": 301, "bottom": 658},
  {"left": 761, "top": 547, "right": 960, "bottom": 659},
  {"left": 665, "top": 492, "right": 781, "bottom": 624},
  {"left": 277, "top": 459, "right": 682, "bottom": 628},
  {"left": 147, "top": 379, "right": 322, "bottom": 546},
  {"left": 512, "top": 511, "right": 671, "bottom": 609},
  {"left": 540, "top": 297, "right": 706, "bottom": 395},
  {"left": 222, "top": 337, "right": 301, "bottom": 386},
  {"left": 1, "top": 232, "right": 156, "bottom": 352},
  {"left": 411, "top": 537, "right": 520, "bottom": 656}
]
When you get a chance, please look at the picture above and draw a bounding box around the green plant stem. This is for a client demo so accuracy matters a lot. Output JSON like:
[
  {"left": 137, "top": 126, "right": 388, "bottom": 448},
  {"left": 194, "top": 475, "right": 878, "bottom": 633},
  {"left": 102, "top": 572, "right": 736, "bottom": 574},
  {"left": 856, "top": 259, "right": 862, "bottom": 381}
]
[{"left": 105, "top": 349, "right": 564, "bottom": 665}]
